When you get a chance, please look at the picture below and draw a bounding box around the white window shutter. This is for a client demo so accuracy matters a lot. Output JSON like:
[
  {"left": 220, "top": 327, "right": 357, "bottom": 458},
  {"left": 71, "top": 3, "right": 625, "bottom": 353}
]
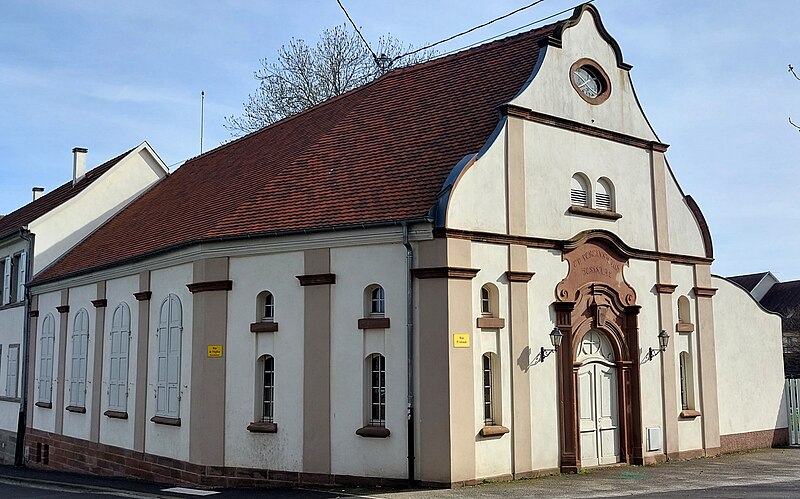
[
  {"left": 70, "top": 310, "right": 89, "bottom": 407},
  {"left": 156, "top": 299, "right": 169, "bottom": 416},
  {"left": 6, "top": 345, "right": 18, "bottom": 397},
  {"left": 167, "top": 296, "right": 182, "bottom": 418},
  {"left": 2, "top": 256, "right": 11, "bottom": 305},
  {"left": 156, "top": 295, "right": 182, "bottom": 418},
  {"left": 39, "top": 317, "right": 55, "bottom": 403},
  {"left": 16, "top": 252, "right": 26, "bottom": 303},
  {"left": 108, "top": 304, "right": 131, "bottom": 412}
]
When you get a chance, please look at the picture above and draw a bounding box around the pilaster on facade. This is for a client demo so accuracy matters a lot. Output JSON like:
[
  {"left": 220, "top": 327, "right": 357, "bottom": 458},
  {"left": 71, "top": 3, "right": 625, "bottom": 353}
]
[
  {"left": 132, "top": 271, "right": 150, "bottom": 453},
  {"left": 90, "top": 281, "right": 107, "bottom": 443}
]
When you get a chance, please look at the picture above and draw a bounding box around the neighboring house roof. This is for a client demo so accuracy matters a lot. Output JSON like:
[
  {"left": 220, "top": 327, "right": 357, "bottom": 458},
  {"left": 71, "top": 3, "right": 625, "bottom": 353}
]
[
  {"left": 727, "top": 272, "right": 770, "bottom": 293},
  {"left": 35, "top": 21, "right": 560, "bottom": 284},
  {"left": 0, "top": 150, "right": 131, "bottom": 241},
  {"left": 761, "top": 281, "right": 800, "bottom": 318}
]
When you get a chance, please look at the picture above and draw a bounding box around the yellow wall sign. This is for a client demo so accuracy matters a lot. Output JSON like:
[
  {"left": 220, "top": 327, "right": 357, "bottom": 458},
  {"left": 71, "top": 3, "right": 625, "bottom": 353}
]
[
  {"left": 453, "top": 334, "right": 471, "bottom": 348},
  {"left": 207, "top": 345, "right": 223, "bottom": 358}
]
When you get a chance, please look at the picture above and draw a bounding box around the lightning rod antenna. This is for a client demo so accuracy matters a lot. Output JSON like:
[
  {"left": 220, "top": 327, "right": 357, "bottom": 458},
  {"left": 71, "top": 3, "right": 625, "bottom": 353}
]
[{"left": 200, "top": 90, "right": 205, "bottom": 154}]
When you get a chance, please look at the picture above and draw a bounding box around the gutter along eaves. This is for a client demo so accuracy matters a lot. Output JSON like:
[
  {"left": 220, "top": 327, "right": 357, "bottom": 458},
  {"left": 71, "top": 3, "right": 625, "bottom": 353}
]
[{"left": 30, "top": 217, "right": 434, "bottom": 289}]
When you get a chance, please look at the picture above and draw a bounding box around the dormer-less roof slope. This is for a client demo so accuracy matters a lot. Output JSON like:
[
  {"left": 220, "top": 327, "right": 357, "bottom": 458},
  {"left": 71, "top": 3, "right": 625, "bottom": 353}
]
[
  {"left": 35, "top": 21, "right": 560, "bottom": 284},
  {"left": 760, "top": 281, "right": 800, "bottom": 317},
  {"left": 0, "top": 150, "right": 131, "bottom": 241},
  {"left": 728, "top": 272, "right": 771, "bottom": 292}
]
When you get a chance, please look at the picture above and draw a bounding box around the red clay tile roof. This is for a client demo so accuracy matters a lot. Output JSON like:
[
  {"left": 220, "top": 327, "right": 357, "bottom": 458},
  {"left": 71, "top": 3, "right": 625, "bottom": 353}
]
[
  {"left": 0, "top": 150, "right": 131, "bottom": 241},
  {"left": 35, "top": 23, "right": 558, "bottom": 283}
]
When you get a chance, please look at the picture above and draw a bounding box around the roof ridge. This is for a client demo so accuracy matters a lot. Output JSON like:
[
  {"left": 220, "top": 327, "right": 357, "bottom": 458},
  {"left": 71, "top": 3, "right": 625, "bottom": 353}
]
[
  {"left": 195, "top": 21, "right": 561, "bottom": 164},
  {"left": 376, "top": 21, "right": 559, "bottom": 82},
  {"left": 0, "top": 148, "right": 132, "bottom": 221}
]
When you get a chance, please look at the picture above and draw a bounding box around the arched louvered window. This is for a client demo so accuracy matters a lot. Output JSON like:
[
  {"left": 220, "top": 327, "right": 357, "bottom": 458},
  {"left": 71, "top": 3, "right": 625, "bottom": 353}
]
[
  {"left": 108, "top": 303, "right": 131, "bottom": 412},
  {"left": 156, "top": 294, "right": 182, "bottom": 418},
  {"left": 596, "top": 177, "right": 614, "bottom": 211},
  {"left": 38, "top": 314, "right": 56, "bottom": 404},
  {"left": 69, "top": 308, "right": 90, "bottom": 408},
  {"left": 571, "top": 173, "right": 590, "bottom": 207}
]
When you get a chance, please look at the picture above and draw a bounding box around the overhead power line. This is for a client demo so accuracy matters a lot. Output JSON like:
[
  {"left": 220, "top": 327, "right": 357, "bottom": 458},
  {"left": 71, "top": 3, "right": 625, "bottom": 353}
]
[
  {"left": 437, "top": 1, "right": 594, "bottom": 59},
  {"left": 336, "top": 0, "right": 379, "bottom": 62},
  {"left": 398, "top": 0, "right": 548, "bottom": 61}
]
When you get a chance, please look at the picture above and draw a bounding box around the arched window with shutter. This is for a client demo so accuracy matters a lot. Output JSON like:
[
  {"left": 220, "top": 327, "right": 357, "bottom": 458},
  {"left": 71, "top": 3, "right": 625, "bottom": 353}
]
[
  {"left": 68, "top": 308, "right": 90, "bottom": 409},
  {"left": 108, "top": 303, "right": 131, "bottom": 413},
  {"left": 38, "top": 314, "right": 56, "bottom": 405},
  {"left": 156, "top": 294, "right": 182, "bottom": 419}
]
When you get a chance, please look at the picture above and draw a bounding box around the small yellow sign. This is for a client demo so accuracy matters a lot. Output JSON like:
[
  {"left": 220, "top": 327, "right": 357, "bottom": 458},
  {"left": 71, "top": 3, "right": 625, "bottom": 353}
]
[
  {"left": 453, "top": 334, "right": 470, "bottom": 348},
  {"left": 207, "top": 345, "right": 223, "bottom": 358}
]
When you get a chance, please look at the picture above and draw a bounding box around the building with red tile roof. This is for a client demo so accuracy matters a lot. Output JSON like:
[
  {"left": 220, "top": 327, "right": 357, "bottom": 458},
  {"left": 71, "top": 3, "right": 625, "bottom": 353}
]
[{"left": 21, "top": 4, "right": 788, "bottom": 487}]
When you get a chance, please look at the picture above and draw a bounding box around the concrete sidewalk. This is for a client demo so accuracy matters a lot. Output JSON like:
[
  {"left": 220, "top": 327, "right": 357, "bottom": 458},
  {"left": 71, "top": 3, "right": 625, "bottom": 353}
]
[{"left": 339, "top": 447, "right": 800, "bottom": 498}]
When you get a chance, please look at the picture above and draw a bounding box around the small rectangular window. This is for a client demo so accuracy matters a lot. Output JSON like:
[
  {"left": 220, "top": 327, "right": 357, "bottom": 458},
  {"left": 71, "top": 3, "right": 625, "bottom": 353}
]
[
  {"left": 9, "top": 255, "right": 19, "bottom": 303},
  {"left": 483, "top": 354, "right": 494, "bottom": 425},
  {"left": 262, "top": 356, "right": 274, "bottom": 423},
  {"left": 679, "top": 353, "right": 689, "bottom": 411},
  {"left": 369, "top": 354, "right": 386, "bottom": 426},
  {"left": 1, "top": 256, "right": 9, "bottom": 305}
]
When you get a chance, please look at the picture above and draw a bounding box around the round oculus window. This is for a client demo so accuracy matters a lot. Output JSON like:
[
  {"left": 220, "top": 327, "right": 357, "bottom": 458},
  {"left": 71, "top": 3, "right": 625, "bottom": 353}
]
[
  {"left": 572, "top": 66, "right": 601, "bottom": 98},
  {"left": 569, "top": 59, "right": 611, "bottom": 104}
]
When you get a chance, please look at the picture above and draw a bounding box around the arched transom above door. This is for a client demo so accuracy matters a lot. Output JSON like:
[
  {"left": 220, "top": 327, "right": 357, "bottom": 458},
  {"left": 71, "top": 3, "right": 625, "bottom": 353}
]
[{"left": 577, "top": 330, "right": 615, "bottom": 364}]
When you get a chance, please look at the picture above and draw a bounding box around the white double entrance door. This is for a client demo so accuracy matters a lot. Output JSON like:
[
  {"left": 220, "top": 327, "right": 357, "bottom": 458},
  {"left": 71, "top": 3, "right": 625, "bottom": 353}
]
[{"left": 578, "top": 361, "right": 620, "bottom": 467}]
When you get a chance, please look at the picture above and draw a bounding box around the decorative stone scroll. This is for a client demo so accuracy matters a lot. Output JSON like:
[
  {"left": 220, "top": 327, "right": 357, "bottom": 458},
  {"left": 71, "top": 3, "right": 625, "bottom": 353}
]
[{"left": 555, "top": 239, "right": 636, "bottom": 306}]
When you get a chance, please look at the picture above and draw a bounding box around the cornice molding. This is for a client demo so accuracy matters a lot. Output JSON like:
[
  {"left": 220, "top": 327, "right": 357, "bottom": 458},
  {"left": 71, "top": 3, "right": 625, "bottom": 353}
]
[
  {"left": 436, "top": 228, "right": 713, "bottom": 266},
  {"left": 187, "top": 280, "right": 233, "bottom": 293},
  {"left": 505, "top": 271, "right": 535, "bottom": 282},
  {"left": 296, "top": 273, "right": 336, "bottom": 286},
  {"left": 133, "top": 291, "right": 152, "bottom": 301},
  {"left": 91, "top": 299, "right": 108, "bottom": 308},
  {"left": 502, "top": 104, "right": 668, "bottom": 152},
  {"left": 56, "top": 305, "right": 70, "bottom": 314},
  {"left": 655, "top": 284, "right": 678, "bottom": 294},
  {"left": 693, "top": 286, "right": 717, "bottom": 297},
  {"left": 411, "top": 267, "right": 479, "bottom": 280}
]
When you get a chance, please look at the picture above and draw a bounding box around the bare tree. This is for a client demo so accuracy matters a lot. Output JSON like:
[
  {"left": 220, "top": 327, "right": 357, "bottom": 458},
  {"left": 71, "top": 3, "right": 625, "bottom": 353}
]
[
  {"left": 790, "top": 64, "right": 800, "bottom": 132},
  {"left": 225, "top": 25, "right": 435, "bottom": 136}
]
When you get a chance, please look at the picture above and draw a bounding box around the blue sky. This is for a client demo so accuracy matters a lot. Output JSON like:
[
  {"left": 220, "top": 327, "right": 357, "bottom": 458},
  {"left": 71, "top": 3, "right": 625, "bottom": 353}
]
[{"left": 1, "top": 0, "right": 798, "bottom": 278}]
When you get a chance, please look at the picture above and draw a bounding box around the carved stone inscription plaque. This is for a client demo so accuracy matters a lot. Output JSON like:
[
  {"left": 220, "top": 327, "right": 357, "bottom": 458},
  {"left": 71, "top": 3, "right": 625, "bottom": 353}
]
[{"left": 555, "top": 239, "right": 636, "bottom": 305}]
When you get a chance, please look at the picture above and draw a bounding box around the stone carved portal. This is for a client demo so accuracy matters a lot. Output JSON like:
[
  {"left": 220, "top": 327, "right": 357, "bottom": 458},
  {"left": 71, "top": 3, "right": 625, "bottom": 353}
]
[{"left": 553, "top": 236, "right": 643, "bottom": 473}]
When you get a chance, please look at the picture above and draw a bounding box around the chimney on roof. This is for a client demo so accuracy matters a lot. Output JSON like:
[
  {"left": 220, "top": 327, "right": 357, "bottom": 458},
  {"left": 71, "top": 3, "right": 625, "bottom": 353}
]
[
  {"left": 32, "top": 187, "right": 44, "bottom": 201},
  {"left": 72, "top": 147, "right": 88, "bottom": 185}
]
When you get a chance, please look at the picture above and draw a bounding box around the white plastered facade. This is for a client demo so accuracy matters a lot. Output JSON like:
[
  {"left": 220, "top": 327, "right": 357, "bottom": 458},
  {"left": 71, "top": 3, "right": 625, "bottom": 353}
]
[
  {"left": 0, "top": 142, "right": 167, "bottom": 464},
  {"left": 21, "top": 5, "right": 786, "bottom": 487}
]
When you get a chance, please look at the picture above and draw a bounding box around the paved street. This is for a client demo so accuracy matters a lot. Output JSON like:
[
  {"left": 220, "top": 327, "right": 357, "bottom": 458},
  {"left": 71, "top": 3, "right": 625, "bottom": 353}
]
[{"left": 1, "top": 448, "right": 800, "bottom": 498}]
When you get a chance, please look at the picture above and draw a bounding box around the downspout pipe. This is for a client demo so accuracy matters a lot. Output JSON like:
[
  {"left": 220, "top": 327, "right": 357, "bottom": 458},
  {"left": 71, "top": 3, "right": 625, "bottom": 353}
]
[
  {"left": 402, "top": 222, "right": 416, "bottom": 484},
  {"left": 16, "top": 228, "right": 33, "bottom": 467}
]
